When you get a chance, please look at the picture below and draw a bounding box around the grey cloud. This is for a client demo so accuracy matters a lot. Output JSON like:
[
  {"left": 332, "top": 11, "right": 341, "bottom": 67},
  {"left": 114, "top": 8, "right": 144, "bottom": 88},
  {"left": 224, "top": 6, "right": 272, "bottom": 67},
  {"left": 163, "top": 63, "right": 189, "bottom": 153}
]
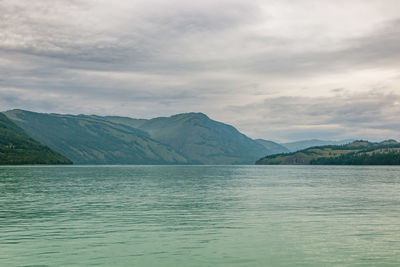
[
  {"left": 229, "top": 91, "right": 400, "bottom": 141},
  {"left": 1, "top": 0, "right": 400, "bottom": 141},
  {"left": 2, "top": 0, "right": 399, "bottom": 76},
  {"left": 0, "top": 0, "right": 261, "bottom": 69},
  {"left": 243, "top": 19, "right": 400, "bottom": 77}
]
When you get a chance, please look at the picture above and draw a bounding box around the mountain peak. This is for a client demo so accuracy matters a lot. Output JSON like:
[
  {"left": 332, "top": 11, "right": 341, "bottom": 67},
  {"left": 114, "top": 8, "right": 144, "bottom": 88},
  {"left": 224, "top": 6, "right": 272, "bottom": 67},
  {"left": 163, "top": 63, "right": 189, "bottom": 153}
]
[
  {"left": 380, "top": 139, "right": 398, "bottom": 145},
  {"left": 171, "top": 112, "right": 209, "bottom": 119}
]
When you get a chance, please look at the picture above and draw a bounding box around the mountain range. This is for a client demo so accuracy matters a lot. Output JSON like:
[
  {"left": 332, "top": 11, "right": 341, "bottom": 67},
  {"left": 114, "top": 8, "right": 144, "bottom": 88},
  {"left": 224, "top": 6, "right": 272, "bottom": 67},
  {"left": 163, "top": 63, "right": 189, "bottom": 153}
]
[
  {"left": 1, "top": 109, "right": 373, "bottom": 165},
  {"left": 4, "top": 110, "right": 271, "bottom": 164}
]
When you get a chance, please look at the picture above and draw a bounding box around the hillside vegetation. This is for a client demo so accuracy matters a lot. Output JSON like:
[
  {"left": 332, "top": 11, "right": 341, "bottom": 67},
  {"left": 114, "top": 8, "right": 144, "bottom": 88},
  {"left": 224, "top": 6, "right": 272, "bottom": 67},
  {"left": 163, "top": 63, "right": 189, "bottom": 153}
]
[
  {"left": 7, "top": 109, "right": 389, "bottom": 165},
  {"left": 4, "top": 110, "right": 268, "bottom": 164},
  {"left": 104, "top": 113, "right": 268, "bottom": 164},
  {"left": 256, "top": 140, "right": 400, "bottom": 165},
  {"left": 0, "top": 113, "right": 72, "bottom": 165},
  {"left": 4, "top": 110, "right": 187, "bottom": 164}
]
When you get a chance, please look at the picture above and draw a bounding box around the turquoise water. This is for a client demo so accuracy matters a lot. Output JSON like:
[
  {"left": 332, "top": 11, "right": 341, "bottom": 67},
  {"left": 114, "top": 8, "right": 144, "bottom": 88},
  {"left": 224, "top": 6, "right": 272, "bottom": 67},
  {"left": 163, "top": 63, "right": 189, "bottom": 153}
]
[{"left": 1, "top": 166, "right": 399, "bottom": 266}]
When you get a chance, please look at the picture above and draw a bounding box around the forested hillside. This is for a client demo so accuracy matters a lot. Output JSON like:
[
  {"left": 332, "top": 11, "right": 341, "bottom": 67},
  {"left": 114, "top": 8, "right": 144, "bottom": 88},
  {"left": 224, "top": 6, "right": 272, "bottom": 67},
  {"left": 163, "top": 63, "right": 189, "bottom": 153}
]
[
  {"left": 0, "top": 113, "right": 72, "bottom": 164},
  {"left": 256, "top": 140, "right": 400, "bottom": 165}
]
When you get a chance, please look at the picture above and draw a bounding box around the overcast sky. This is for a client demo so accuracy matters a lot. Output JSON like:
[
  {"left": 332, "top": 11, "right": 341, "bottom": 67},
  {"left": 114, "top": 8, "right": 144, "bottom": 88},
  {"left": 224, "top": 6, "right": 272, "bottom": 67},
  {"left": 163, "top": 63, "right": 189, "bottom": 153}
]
[{"left": 1, "top": 0, "right": 399, "bottom": 142}]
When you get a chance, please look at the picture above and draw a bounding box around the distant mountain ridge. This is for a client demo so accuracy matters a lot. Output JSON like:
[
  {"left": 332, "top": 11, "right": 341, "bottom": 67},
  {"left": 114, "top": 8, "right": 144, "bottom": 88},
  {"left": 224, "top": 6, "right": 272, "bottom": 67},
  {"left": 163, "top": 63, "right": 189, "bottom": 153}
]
[
  {"left": 255, "top": 139, "right": 290, "bottom": 155},
  {"left": 0, "top": 113, "right": 72, "bottom": 164},
  {"left": 281, "top": 139, "right": 354, "bottom": 152},
  {"left": 256, "top": 140, "right": 400, "bottom": 165}
]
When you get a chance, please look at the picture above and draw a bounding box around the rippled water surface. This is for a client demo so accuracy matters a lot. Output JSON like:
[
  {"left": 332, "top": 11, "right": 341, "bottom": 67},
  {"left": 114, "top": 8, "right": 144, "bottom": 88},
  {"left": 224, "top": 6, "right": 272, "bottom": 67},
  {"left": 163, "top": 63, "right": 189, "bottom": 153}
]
[{"left": 1, "top": 165, "right": 400, "bottom": 266}]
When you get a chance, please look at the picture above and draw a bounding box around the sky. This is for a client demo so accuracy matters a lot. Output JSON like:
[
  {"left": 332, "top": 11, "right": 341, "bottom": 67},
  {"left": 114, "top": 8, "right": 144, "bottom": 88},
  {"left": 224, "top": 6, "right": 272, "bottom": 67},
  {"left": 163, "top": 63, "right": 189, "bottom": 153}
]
[{"left": 1, "top": 0, "right": 399, "bottom": 142}]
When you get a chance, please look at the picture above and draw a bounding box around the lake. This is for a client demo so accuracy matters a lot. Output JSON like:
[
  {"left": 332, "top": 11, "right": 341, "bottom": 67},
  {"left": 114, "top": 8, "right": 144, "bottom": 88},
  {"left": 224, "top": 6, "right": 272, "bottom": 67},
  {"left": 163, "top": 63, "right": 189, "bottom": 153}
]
[{"left": 1, "top": 165, "right": 399, "bottom": 266}]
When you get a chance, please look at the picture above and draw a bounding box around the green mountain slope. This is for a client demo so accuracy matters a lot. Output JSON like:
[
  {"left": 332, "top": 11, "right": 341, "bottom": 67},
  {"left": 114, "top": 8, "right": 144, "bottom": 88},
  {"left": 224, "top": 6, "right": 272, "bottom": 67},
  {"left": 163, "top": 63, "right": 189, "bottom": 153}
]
[
  {"left": 282, "top": 139, "right": 353, "bottom": 152},
  {"left": 0, "top": 113, "right": 72, "bottom": 165},
  {"left": 4, "top": 110, "right": 187, "bottom": 164},
  {"left": 256, "top": 140, "right": 400, "bottom": 165},
  {"left": 255, "top": 139, "right": 290, "bottom": 155},
  {"left": 104, "top": 113, "right": 268, "bottom": 164}
]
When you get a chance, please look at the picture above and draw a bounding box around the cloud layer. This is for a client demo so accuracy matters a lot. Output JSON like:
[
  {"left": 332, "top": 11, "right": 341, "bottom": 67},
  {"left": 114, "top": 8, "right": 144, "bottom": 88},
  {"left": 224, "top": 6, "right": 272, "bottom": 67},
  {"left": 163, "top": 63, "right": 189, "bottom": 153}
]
[{"left": 1, "top": 0, "right": 399, "bottom": 141}]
